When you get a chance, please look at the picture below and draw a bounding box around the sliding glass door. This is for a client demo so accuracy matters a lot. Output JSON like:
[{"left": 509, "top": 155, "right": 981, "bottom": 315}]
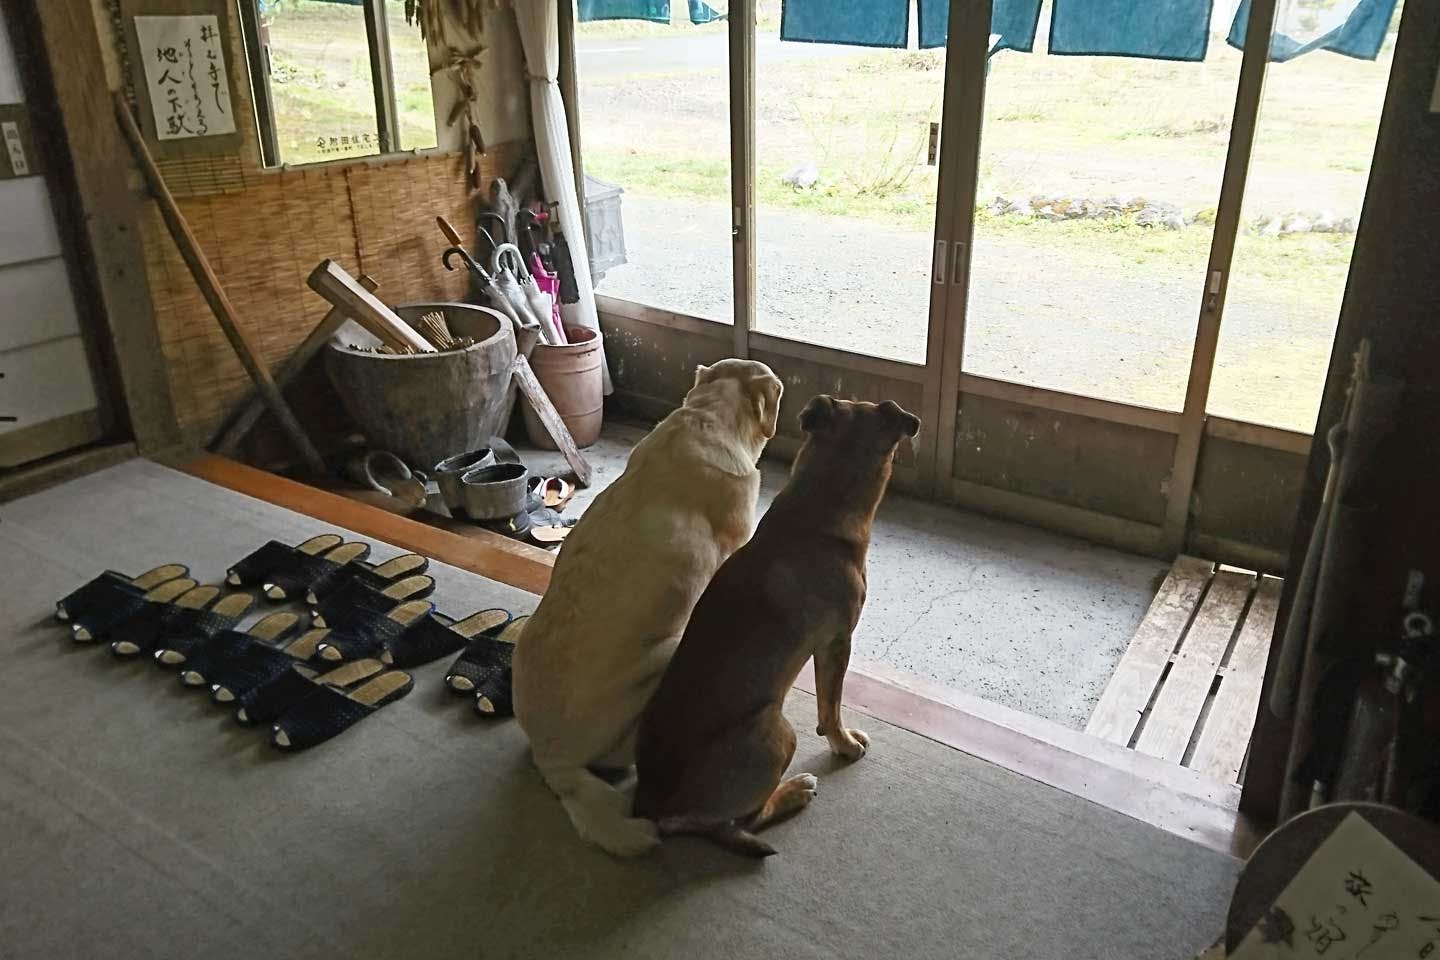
[
  {"left": 752, "top": 12, "right": 946, "bottom": 364},
  {"left": 965, "top": 9, "right": 1242, "bottom": 411}
]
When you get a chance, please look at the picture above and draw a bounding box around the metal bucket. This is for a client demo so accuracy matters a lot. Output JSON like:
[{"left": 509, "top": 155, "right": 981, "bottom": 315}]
[{"left": 325, "top": 303, "right": 516, "bottom": 468}]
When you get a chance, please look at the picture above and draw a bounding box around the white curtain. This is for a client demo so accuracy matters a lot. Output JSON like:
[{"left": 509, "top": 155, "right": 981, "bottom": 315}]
[{"left": 512, "top": 0, "right": 612, "bottom": 393}]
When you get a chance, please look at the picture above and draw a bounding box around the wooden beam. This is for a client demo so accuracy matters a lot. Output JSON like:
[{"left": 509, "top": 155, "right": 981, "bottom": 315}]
[
  {"left": 1087, "top": 555, "right": 1214, "bottom": 744},
  {"left": 930, "top": 0, "right": 991, "bottom": 494},
  {"left": 26, "top": 0, "right": 183, "bottom": 456},
  {"left": 184, "top": 454, "right": 555, "bottom": 596},
  {"left": 557, "top": 0, "right": 586, "bottom": 230},
  {"left": 115, "top": 95, "right": 327, "bottom": 476},
  {"left": 728, "top": 0, "right": 755, "bottom": 359},
  {"left": 1160, "top": 0, "right": 1279, "bottom": 555}
]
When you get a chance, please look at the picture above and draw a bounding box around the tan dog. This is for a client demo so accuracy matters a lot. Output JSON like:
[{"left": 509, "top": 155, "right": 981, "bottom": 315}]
[
  {"left": 512, "top": 359, "right": 783, "bottom": 856},
  {"left": 633, "top": 396, "right": 920, "bottom": 857}
]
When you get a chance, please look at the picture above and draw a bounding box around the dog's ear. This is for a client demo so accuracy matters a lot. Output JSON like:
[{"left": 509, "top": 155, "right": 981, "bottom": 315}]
[
  {"left": 694, "top": 364, "right": 713, "bottom": 387},
  {"left": 799, "top": 395, "right": 835, "bottom": 434},
  {"left": 752, "top": 375, "right": 783, "bottom": 440},
  {"left": 880, "top": 400, "right": 922, "bottom": 438}
]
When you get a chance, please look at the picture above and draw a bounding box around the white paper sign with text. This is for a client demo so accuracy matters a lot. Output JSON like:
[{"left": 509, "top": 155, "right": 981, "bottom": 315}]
[{"left": 134, "top": 15, "right": 236, "bottom": 140}]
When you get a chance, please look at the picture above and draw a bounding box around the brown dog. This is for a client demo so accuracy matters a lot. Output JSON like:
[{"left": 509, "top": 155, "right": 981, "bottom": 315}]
[{"left": 633, "top": 395, "right": 921, "bottom": 856}]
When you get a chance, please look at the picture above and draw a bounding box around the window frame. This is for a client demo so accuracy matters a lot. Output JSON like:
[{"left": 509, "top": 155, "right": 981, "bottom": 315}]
[{"left": 237, "top": 0, "right": 418, "bottom": 168}]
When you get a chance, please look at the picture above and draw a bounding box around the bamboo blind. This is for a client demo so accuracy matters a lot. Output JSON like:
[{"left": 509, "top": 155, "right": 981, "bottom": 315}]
[{"left": 140, "top": 140, "right": 525, "bottom": 448}]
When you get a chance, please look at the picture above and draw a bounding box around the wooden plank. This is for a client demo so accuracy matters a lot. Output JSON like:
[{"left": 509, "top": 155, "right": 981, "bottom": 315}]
[
  {"left": 212, "top": 275, "right": 379, "bottom": 456},
  {"left": 959, "top": 372, "right": 1182, "bottom": 435},
  {"left": 185, "top": 455, "right": 555, "bottom": 597},
  {"left": 1204, "top": 415, "right": 1312, "bottom": 456},
  {"left": 512, "top": 356, "right": 593, "bottom": 488},
  {"left": 953, "top": 477, "right": 1166, "bottom": 559},
  {"left": 306, "top": 260, "right": 433, "bottom": 354},
  {"left": 1135, "top": 569, "right": 1255, "bottom": 763},
  {"left": 1086, "top": 555, "right": 1214, "bottom": 743},
  {"left": 1191, "top": 576, "right": 1282, "bottom": 782}
]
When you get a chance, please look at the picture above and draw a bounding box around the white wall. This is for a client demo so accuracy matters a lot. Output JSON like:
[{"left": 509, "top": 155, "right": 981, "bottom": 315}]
[{"left": 0, "top": 12, "right": 101, "bottom": 460}]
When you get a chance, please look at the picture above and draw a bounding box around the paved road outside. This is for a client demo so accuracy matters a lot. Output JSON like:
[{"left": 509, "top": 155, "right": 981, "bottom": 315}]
[{"left": 595, "top": 193, "right": 1331, "bottom": 430}]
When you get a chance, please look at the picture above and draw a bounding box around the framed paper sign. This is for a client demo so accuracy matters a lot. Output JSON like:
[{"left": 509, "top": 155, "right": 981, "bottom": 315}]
[{"left": 134, "top": 15, "right": 236, "bottom": 140}]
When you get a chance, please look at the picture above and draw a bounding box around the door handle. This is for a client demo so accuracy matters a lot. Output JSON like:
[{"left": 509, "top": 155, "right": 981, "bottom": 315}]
[
  {"left": 950, "top": 241, "right": 968, "bottom": 287},
  {"left": 933, "top": 240, "right": 947, "bottom": 285}
]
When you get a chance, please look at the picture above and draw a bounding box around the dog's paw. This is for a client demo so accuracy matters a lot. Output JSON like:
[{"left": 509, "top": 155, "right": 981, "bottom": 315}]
[
  {"left": 592, "top": 816, "right": 662, "bottom": 858},
  {"left": 793, "top": 773, "right": 819, "bottom": 803},
  {"left": 830, "top": 728, "right": 869, "bottom": 761}
]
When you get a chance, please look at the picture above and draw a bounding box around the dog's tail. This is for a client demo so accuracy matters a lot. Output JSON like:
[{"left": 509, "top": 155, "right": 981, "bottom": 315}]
[
  {"left": 657, "top": 816, "right": 777, "bottom": 858},
  {"left": 538, "top": 764, "right": 661, "bottom": 858}
]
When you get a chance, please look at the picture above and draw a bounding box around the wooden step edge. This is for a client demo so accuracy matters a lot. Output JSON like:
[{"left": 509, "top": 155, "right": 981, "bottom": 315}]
[
  {"left": 184, "top": 454, "right": 555, "bottom": 597},
  {"left": 803, "top": 659, "right": 1263, "bottom": 859}
]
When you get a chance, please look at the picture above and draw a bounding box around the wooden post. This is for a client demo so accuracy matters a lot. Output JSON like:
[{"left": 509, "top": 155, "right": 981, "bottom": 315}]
[
  {"left": 1160, "top": 0, "right": 1279, "bottom": 556},
  {"left": 113, "top": 92, "right": 327, "bottom": 476},
  {"left": 728, "top": 0, "right": 755, "bottom": 359},
  {"left": 930, "top": 0, "right": 992, "bottom": 492}
]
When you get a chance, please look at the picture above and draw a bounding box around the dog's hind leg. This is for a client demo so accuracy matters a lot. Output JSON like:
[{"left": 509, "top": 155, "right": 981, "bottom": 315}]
[
  {"left": 814, "top": 633, "right": 869, "bottom": 761},
  {"left": 538, "top": 763, "right": 660, "bottom": 857}
]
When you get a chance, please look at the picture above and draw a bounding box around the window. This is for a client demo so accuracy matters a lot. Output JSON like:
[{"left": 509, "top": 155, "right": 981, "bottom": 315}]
[{"left": 239, "top": 0, "right": 439, "bottom": 166}]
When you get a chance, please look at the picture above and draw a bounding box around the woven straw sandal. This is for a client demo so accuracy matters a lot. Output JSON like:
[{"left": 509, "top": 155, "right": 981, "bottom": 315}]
[
  {"left": 226, "top": 534, "right": 343, "bottom": 587},
  {"left": 305, "top": 552, "right": 430, "bottom": 606},
  {"left": 311, "top": 574, "right": 436, "bottom": 630},
  {"left": 271, "top": 670, "right": 415, "bottom": 751},
  {"left": 69, "top": 577, "right": 197, "bottom": 644},
  {"left": 116, "top": 588, "right": 255, "bottom": 659},
  {"left": 56, "top": 564, "right": 189, "bottom": 623},
  {"left": 234, "top": 658, "right": 386, "bottom": 726},
  {"left": 312, "top": 599, "right": 435, "bottom": 664}
]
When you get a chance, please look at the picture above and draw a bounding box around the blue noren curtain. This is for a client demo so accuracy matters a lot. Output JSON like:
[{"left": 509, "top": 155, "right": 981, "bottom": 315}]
[
  {"left": 1228, "top": 0, "right": 1398, "bottom": 62},
  {"left": 780, "top": 0, "right": 908, "bottom": 48},
  {"left": 1049, "top": 0, "right": 1213, "bottom": 61},
  {"left": 919, "top": 0, "right": 1044, "bottom": 53}
]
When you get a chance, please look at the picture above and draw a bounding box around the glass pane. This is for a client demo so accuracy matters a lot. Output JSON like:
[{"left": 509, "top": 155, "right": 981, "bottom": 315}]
[
  {"left": 386, "top": 0, "right": 439, "bottom": 151},
  {"left": 754, "top": 14, "right": 940, "bottom": 362},
  {"left": 1209, "top": 10, "right": 1399, "bottom": 433},
  {"left": 264, "top": 0, "right": 381, "bottom": 165},
  {"left": 966, "top": 5, "right": 1241, "bottom": 409},
  {"left": 576, "top": 3, "right": 733, "bottom": 323}
]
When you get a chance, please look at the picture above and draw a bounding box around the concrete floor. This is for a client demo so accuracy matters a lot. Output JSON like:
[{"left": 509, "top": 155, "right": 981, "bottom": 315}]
[{"left": 515, "top": 419, "right": 1168, "bottom": 731}]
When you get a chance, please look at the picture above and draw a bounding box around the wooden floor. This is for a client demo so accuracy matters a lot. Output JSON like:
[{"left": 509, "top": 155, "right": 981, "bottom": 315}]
[{"left": 1086, "top": 556, "right": 1282, "bottom": 785}]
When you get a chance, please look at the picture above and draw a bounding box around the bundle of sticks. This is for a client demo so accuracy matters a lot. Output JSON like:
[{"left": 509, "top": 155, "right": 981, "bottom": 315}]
[{"left": 348, "top": 310, "right": 476, "bottom": 355}]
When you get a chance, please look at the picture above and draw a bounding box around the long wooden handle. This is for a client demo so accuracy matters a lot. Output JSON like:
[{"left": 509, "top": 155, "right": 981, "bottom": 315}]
[
  {"left": 212, "top": 275, "right": 378, "bottom": 456},
  {"left": 512, "top": 355, "right": 592, "bottom": 488},
  {"left": 436, "top": 216, "right": 465, "bottom": 247},
  {"left": 307, "top": 260, "right": 435, "bottom": 353},
  {"left": 114, "top": 92, "right": 327, "bottom": 477}
]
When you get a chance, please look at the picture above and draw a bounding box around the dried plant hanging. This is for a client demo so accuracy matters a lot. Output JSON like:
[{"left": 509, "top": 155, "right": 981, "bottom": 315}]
[
  {"left": 404, "top": 0, "right": 503, "bottom": 49},
  {"left": 405, "top": 0, "right": 504, "bottom": 188}
]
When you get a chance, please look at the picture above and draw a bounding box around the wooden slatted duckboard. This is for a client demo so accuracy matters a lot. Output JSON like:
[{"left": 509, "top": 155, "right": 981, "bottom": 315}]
[{"left": 1085, "top": 556, "right": 1283, "bottom": 784}]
